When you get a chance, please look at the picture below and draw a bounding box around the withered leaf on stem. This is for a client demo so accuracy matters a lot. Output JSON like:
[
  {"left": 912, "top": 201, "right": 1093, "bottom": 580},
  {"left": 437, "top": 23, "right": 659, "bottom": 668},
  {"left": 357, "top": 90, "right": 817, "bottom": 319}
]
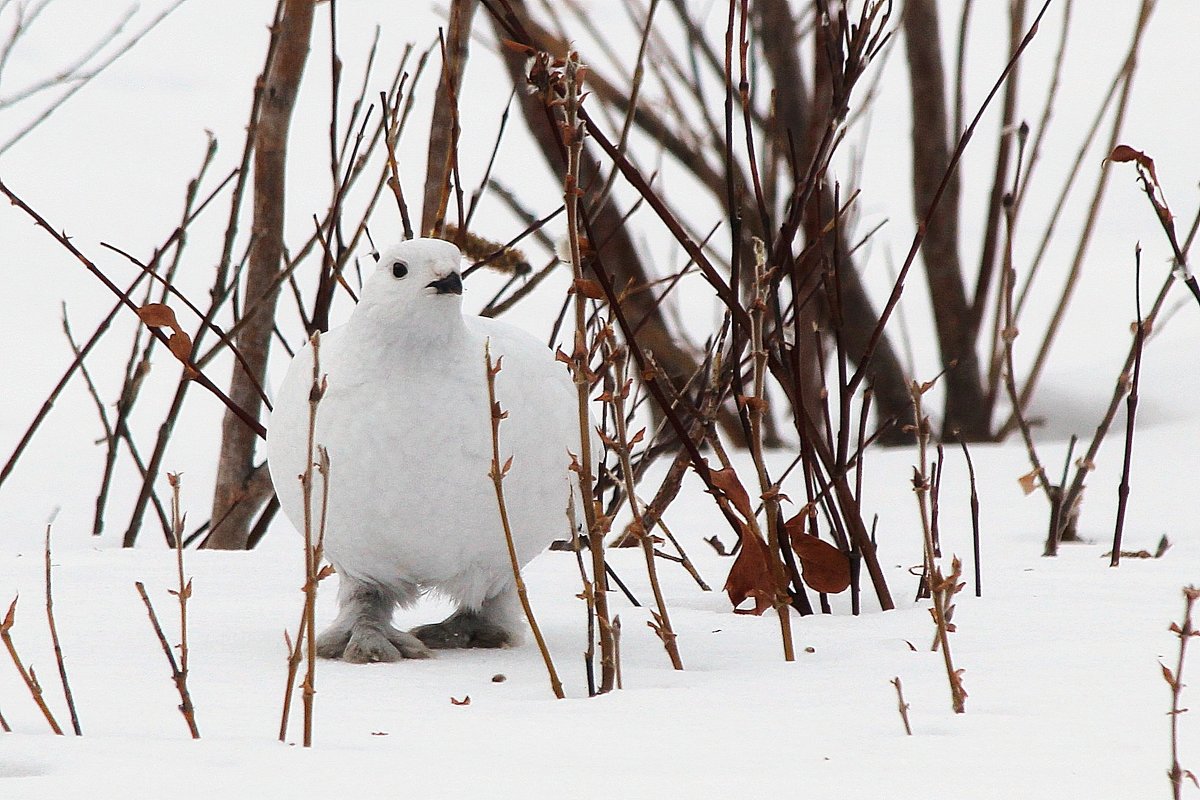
[
  {"left": 723, "top": 525, "right": 777, "bottom": 616},
  {"left": 1017, "top": 467, "right": 1041, "bottom": 496},
  {"left": 138, "top": 302, "right": 198, "bottom": 379},
  {"left": 709, "top": 466, "right": 754, "bottom": 522},
  {"left": 784, "top": 514, "right": 852, "bottom": 594},
  {"left": 136, "top": 302, "right": 182, "bottom": 330},
  {"left": 168, "top": 333, "right": 198, "bottom": 379},
  {"left": 1161, "top": 662, "right": 1178, "bottom": 689},
  {"left": 1109, "top": 144, "right": 1159, "bottom": 186}
]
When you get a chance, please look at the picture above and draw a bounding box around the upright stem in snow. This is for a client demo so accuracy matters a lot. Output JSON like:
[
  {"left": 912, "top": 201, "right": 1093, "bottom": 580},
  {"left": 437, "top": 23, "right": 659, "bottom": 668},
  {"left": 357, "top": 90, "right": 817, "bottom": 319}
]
[
  {"left": 606, "top": 345, "right": 683, "bottom": 670},
  {"left": 44, "top": 523, "right": 82, "bottom": 735},
  {"left": 746, "top": 241, "right": 794, "bottom": 662},
  {"left": 484, "top": 343, "right": 564, "bottom": 699},
  {"left": 166, "top": 474, "right": 199, "bottom": 737},
  {"left": 298, "top": 331, "right": 330, "bottom": 747},
  {"left": 562, "top": 51, "right": 616, "bottom": 694},
  {"left": 0, "top": 597, "right": 64, "bottom": 734},
  {"left": 910, "top": 384, "right": 966, "bottom": 713},
  {"left": 1110, "top": 246, "right": 1145, "bottom": 567},
  {"left": 1166, "top": 586, "right": 1199, "bottom": 800},
  {"left": 133, "top": 580, "right": 199, "bottom": 738},
  {"left": 281, "top": 332, "right": 331, "bottom": 745}
]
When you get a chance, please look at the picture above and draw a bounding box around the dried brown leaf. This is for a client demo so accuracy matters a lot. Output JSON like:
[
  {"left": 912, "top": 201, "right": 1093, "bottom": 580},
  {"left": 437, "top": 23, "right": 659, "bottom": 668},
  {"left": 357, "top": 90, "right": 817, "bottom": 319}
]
[
  {"left": 1162, "top": 662, "right": 1177, "bottom": 688},
  {"left": 137, "top": 302, "right": 181, "bottom": 330},
  {"left": 1109, "top": 144, "right": 1159, "bottom": 185},
  {"left": 709, "top": 466, "right": 754, "bottom": 522},
  {"left": 168, "top": 332, "right": 198, "bottom": 379},
  {"left": 784, "top": 514, "right": 851, "bottom": 594},
  {"left": 723, "top": 525, "right": 776, "bottom": 615},
  {"left": 1, "top": 596, "right": 15, "bottom": 633}
]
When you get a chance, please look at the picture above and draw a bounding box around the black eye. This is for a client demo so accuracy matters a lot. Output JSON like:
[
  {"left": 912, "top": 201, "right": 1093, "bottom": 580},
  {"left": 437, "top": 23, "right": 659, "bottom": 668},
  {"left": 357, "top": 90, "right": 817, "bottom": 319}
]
[{"left": 392, "top": 260, "right": 408, "bottom": 278}]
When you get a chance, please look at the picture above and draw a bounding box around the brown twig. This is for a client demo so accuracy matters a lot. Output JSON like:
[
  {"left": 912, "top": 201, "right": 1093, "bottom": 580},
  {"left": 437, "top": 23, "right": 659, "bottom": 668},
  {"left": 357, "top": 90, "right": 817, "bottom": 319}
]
[
  {"left": 890, "top": 676, "right": 913, "bottom": 736},
  {"left": 929, "top": 557, "right": 967, "bottom": 714},
  {"left": 485, "top": 343, "right": 564, "bottom": 699},
  {"left": 0, "top": 597, "right": 64, "bottom": 734},
  {"left": 604, "top": 343, "right": 683, "bottom": 670},
  {"left": 957, "top": 438, "right": 982, "bottom": 597},
  {"left": 746, "top": 240, "right": 794, "bottom": 661},
  {"left": 560, "top": 50, "right": 616, "bottom": 694},
  {"left": 43, "top": 524, "right": 81, "bottom": 735},
  {"left": 133, "top": 581, "right": 199, "bottom": 738},
  {"left": 612, "top": 614, "right": 623, "bottom": 691},
  {"left": 61, "top": 303, "right": 171, "bottom": 540},
  {"left": 0, "top": 270, "right": 146, "bottom": 491},
  {"left": 0, "top": 180, "right": 264, "bottom": 439},
  {"left": 1012, "top": 0, "right": 1155, "bottom": 419},
  {"left": 298, "top": 333, "right": 330, "bottom": 746},
  {"left": 208, "top": 0, "right": 316, "bottom": 549},
  {"left": 1165, "top": 586, "right": 1200, "bottom": 800},
  {"left": 1110, "top": 246, "right": 1145, "bottom": 567}
]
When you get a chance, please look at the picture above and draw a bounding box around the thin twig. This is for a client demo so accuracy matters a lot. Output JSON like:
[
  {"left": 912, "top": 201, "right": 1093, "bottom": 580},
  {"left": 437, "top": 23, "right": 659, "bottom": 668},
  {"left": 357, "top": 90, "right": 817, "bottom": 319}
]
[
  {"left": 891, "top": 676, "right": 913, "bottom": 736},
  {"left": 485, "top": 343, "right": 564, "bottom": 699},
  {"left": 1166, "top": 586, "right": 1199, "bottom": 800},
  {"left": 957, "top": 438, "right": 982, "bottom": 597},
  {"left": 1013, "top": 0, "right": 1155, "bottom": 417},
  {"left": 746, "top": 240, "right": 794, "bottom": 661},
  {"left": 43, "top": 523, "right": 81, "bottom": 735},
  {"left": 133, "top": 581, "right": 199, "bottom": 738},
  {"left": 605, "top": 343, "right": 683, "bottom": 670},
  {"left": 1110, "top": 245, "right": 1146, "bottom": 567},
  {"left": 560, "top": 50, "right": 616, "bottom": 694},
  {"left": 0, "top": 596, "right": 64, "bottom": 734}
]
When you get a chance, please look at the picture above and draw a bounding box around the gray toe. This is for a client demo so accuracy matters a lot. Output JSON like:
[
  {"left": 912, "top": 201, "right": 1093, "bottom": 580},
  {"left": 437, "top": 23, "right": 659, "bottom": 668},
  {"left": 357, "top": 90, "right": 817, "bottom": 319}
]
[
  {"left": 343, "top": 626, "right": 404, "bottom": 663},
  {"left": 410, "top": 614, "right": 512, "bottom": 649},
  {"left": 385, "top": 629, "right": 435, "bottom": 659},
  {"left": 316, "top": 627, "right": 352, "bottom": 660}
]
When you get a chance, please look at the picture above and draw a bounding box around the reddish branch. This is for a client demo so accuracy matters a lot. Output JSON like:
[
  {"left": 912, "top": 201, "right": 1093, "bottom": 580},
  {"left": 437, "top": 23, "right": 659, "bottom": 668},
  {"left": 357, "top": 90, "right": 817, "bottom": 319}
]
[{"left": 208, "top": 0, "right": 316, "bottom": 549}]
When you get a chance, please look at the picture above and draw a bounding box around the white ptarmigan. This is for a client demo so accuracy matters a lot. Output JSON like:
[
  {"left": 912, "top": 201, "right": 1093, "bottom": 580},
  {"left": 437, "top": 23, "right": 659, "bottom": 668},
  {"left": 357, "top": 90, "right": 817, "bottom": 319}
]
[{"left": 266, "top": 238, "right": 583, "bottom": 662}]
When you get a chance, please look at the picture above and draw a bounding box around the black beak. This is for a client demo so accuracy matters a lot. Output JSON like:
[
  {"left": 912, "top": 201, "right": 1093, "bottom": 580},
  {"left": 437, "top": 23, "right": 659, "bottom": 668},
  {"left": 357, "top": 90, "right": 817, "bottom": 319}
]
[{"left": 428, "top": 272, "right": 463, "bottom": 295}]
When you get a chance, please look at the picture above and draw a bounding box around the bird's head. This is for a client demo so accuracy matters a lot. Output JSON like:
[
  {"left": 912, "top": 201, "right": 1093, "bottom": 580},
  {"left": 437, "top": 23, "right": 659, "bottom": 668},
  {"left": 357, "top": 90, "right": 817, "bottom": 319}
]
[{"left": 359, "top": 238, "right": 465, "bottom": 320}]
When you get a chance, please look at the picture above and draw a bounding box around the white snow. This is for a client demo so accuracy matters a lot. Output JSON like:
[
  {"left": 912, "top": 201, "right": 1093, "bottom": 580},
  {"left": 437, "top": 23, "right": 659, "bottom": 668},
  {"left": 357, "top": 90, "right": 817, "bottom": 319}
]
[{"left": 2, "top": 1, "right": 1199, "bottom": 798}]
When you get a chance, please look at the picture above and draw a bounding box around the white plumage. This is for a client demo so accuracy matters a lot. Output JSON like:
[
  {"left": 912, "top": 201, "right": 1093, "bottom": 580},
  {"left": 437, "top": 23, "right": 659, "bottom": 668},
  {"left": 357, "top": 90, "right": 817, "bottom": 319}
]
[{"left": 267, "top": 238, "right": 582, "bottom": 662}]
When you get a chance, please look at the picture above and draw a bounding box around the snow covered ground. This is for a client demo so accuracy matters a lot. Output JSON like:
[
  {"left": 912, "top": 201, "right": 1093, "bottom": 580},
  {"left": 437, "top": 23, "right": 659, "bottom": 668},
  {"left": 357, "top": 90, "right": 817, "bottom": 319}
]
[{"left": 2, "top": 1, "right": 1199, "bottom": 798}]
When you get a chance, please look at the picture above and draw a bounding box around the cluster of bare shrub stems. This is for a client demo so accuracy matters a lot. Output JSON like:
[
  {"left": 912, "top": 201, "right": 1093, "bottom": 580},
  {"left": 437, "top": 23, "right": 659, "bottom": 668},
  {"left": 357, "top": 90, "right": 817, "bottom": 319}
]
[{"left": 2, "top": 0, "right": 1199, "bottom": 742}]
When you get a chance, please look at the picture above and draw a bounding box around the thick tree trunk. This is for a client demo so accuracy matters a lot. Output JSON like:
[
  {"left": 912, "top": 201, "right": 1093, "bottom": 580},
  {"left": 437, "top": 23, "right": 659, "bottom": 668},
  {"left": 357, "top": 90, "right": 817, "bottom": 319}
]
[
  {"left": 492, "top": 3, "right": 701, "bottom": 397},
  {"left": 206, "top": 0, "right": 315, "bottom": 550},
  {"left": 756, "top": 0, "right": 913, "bottom": 441},
  {"left": 903, "top": 0, "right": 989, "bottom": 440},
  {"left": 421, "top": 0, "right": 479, "bottom": 237}
]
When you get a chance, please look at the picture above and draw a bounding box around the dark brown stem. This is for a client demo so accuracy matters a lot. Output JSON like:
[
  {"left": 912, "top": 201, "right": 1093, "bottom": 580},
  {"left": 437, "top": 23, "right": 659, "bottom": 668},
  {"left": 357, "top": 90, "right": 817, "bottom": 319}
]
[
  {"left": 485, "top": 344, "right": 565, "bottom": 698},
  {"left": 902, "top": 0, "right": 986, "bottom": 439},
  {"left": 1110, "top": 246, "right": 1145, "bottom": 567},
  {"left": 891, "top": 676, "right": 913, "bottom": 735},
  {"left": 1013, "top": 0, "right": 1154, "bottom": 418},
  {"left": 0, "top": 597, "right": 64, "bottom": 734},
  {"left": 606, "top": 346, "right": 683, "bottom": 670},
  {"left": 1167, "top": 587, "right": 1198, "bottom": 800},
  {"left": 560, "top": 51, "right": 616, "bottom": 695},
  {"left": 43, "top": 524, "right": 82, "bottom": 735},
  {"left": 209, "top": 0, "right": 316, "bottom": 550},
  {"left": 134, "top": 582, "right": 199, "bottom": 738}
]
